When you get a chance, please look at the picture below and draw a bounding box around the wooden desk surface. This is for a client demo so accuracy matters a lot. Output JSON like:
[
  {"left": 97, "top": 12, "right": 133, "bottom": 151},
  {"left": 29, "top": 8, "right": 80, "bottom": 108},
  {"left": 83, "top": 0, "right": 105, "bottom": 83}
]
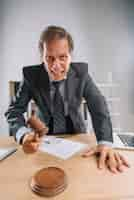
[{"left": 0, "top": 134, "right": 134, "bottom": 200}]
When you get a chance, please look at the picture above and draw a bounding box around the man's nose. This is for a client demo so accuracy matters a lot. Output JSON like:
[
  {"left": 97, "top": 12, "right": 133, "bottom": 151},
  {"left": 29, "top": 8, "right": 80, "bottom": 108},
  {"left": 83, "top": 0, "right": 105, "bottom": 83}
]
[
  {"left": 52, "top": 58, "right": 61, "bottom": 67},
  {"left": 53, "top": 57, "right": 60, "bottom": 65}
]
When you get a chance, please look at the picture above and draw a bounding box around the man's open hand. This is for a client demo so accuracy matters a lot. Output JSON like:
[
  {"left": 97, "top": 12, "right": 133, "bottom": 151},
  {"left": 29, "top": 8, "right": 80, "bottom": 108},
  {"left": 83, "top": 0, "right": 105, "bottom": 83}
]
[{"left": 82, "top": 144, "right": 130, "bottom": 173}]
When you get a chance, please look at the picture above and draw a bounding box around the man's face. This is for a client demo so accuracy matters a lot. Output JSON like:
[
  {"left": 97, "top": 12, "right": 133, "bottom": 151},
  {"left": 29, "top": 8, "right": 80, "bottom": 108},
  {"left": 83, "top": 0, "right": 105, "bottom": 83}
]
[{"left": 43, "top": 38, "right": 71, "bottom": 81}]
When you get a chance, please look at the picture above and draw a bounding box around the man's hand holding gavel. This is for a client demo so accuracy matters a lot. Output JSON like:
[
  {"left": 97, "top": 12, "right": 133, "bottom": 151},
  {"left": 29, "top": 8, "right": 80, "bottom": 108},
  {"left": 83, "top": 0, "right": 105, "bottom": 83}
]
[{"left": 22, "top": 115, "right": 48, "bottom": 154}]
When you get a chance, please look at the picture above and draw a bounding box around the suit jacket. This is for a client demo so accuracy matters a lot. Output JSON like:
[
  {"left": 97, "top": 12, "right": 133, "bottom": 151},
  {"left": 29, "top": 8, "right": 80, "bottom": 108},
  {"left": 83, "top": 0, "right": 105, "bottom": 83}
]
[{"left": 5, "top": 62, "right": 113, "bottom": 143}]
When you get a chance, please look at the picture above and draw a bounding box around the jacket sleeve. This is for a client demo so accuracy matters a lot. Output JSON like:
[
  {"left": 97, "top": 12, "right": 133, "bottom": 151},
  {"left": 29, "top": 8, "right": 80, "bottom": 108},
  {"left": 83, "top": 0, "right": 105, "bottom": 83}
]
[
  {"left": 5, "top": 68, "right": 32, "bottom": 140},
  {"left": 83, "top": 74, "right": 113, "bottom": 143}
]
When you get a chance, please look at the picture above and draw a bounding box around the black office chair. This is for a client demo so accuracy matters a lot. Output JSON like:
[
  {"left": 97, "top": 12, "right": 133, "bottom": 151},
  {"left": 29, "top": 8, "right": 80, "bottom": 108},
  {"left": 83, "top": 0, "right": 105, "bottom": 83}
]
[
  {"left": 8, "top": 81, "right": 35, "bottom": 136},
  {"left": 9, "top": 81, "right": 20, "bottom": 104}
]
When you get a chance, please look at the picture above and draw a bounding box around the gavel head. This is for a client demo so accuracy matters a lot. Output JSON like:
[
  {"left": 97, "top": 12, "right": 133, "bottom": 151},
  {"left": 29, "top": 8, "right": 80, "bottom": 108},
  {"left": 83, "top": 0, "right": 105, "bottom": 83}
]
[{"left": 27, "top": 115, "right": 49, "bottom": 137}]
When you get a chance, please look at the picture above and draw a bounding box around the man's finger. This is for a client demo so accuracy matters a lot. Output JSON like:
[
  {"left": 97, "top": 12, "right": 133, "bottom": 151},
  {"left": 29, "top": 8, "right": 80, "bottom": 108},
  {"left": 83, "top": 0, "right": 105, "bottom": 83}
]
[
  {"left": 114, "top": 153, "right": 124, "bottom": 172},
  {"left": 119, "top": 154, "right": 130, "bottom": 168},
  {"left": 98, "top": 151, "right": 107, "bottom": 169},
  {"left": 107, "top": 152, "right": 118, "bottom": 174},
  {"left": 31, "top": 142, "right": 40, "bottom": 151},
  {"left": 33, "top": 133, "right": 40, "bottom": 141},
  {"left": 82, "top": 147, "right": 97, "bottom": 157}
]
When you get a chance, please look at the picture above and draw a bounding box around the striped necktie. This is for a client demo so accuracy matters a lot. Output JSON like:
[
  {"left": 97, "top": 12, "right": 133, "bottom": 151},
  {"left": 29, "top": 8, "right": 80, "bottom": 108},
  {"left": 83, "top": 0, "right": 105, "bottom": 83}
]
[{"left": 52, "top": 81, "right": 66, "bottom": 134}]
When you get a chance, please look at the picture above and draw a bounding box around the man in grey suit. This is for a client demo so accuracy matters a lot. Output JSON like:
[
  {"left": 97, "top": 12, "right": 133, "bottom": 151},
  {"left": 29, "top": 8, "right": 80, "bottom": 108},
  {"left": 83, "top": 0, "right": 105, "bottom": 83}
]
[{"left": 5, "top": 25, "right": 129, "bottom": 173}]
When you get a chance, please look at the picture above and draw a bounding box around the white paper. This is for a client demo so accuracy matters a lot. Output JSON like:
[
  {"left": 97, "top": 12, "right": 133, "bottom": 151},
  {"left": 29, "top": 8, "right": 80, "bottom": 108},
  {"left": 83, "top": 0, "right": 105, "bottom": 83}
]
[
  {"left": 39, "top": 136, "right": 88, "bottom": 160},
  {"left": 0, "top": 147, "right": 17, "bottom": 161}
]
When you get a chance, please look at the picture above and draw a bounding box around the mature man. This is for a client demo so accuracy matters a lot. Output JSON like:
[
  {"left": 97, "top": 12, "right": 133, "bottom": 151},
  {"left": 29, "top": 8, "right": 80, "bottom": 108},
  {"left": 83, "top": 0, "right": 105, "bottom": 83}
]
[{"left": 5, "top": 25, "right": 129, "bottom": 173}]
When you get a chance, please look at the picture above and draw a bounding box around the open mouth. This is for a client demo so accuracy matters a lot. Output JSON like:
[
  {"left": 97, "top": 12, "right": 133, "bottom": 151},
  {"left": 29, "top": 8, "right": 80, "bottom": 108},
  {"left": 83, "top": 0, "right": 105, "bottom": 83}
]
[
  {"left": 49, "top": 70, "right": 66, "bottom": 80},
  {"left": 50, "top": 70, "right": 65, "bottom": 74}
]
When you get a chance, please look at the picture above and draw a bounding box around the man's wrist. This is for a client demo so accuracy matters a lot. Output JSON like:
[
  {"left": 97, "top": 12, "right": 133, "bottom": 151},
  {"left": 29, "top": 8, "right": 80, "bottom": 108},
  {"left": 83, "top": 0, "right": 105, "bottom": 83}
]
[
  {"left": 20, "top": 133, "right": 29, "bottom": 145},
  {"left": 16, "top": 126, "right": 32, "bottom": 144},
  {"left": 98, "top": 140, "right": 113, "bottom": 148}
]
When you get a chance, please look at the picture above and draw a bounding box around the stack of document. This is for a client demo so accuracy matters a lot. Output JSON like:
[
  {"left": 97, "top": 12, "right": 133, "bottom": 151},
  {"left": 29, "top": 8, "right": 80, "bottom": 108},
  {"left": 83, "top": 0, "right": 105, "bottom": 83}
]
[{"left": 39, "top": 136, "right": 88, "bottom": 160}]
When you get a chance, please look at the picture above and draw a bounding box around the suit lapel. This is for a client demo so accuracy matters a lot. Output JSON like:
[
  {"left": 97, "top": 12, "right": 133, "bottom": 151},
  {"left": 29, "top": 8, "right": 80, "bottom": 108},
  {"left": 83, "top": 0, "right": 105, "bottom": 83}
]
[
  {"left": 66, "top": 64, "right": 79, "bottom": 104},
  {"left": 38, "top": 64, "right": 51, "bottom": 113}
]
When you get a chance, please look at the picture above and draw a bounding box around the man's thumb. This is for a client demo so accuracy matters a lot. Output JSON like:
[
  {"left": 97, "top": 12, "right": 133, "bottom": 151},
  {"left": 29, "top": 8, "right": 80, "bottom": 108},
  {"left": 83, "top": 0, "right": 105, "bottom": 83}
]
[{"left": 81, "top": 147, "right": 96, "bottom": 157}]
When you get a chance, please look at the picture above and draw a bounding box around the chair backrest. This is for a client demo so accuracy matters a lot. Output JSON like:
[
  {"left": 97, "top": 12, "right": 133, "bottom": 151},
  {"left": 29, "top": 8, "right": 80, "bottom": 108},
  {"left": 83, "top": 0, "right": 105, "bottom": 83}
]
[
  {"left": 8, "top": 81, "right": 36, "bottom": 136},
  {"left": 9, "top": 81, "right": 21, "bottom": 104}
]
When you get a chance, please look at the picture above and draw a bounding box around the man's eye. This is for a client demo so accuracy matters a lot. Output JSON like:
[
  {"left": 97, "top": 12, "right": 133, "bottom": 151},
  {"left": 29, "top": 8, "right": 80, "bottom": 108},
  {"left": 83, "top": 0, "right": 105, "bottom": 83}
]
[
  {"left": 59, "top": 55, "right": 67, "bottom": 60},
  {"left": 46, "top": 56, "right": 54, "bottom": 62}
]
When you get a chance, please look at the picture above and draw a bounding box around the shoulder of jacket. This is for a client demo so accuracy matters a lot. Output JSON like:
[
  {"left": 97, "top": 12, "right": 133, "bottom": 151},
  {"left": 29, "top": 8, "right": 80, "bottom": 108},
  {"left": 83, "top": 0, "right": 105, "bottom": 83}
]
[
  {"left": 70, "top": 62, "right": 88, "bottom": 77},
  {"left": 23, "top": 63, "right": 43, "bottom": 73}
]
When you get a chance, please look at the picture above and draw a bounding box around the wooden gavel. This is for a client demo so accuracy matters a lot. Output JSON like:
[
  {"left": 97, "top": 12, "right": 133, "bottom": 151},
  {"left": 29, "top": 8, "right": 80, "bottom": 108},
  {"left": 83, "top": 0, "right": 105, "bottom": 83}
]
[{"left": 27, "top": 112, "right": 49, "bottom": 137}]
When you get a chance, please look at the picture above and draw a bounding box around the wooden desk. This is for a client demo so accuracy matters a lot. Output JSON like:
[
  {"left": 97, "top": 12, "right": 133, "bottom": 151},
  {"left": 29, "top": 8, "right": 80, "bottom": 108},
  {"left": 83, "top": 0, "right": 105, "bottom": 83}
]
[{"left": 0, "top": 134, "right": 134, "bottom": 200}]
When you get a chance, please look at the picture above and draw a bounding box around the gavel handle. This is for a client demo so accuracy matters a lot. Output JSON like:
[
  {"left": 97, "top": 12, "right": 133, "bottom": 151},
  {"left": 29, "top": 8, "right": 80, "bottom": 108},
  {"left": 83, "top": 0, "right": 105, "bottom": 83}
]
[{"left": 33, "top": 131, "right": 39, "bottom": 141}]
